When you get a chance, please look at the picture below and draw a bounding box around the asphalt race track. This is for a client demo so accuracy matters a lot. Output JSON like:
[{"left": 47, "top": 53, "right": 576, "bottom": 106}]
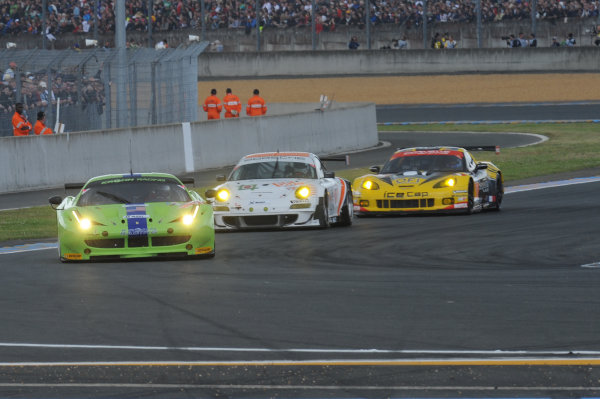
[
  {"left": 376, "top": 101, "right": 600, "bottom": 124},
  {"left": 1, "top": 107, "right": 600, "bottom": 398}
]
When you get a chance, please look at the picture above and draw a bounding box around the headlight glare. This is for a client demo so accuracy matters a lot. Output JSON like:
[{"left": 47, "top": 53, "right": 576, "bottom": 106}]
[
  {"left": 362, "top": 180, "right": 379, "bottom": 190},
  {"left": 216, "top": 189, "right": 230, "bottom": 202},
  {"left": 182, "top": 205, "right": 199, "bottom": 225},
  {"left": 295, "top": 186, "right": 310, "bottom": 199},
  {"left": 434, "top": 177, "right": 457, "bottom": 188},
  {"left": 72, "top": 210, "right": 92, "bottom": 230}
]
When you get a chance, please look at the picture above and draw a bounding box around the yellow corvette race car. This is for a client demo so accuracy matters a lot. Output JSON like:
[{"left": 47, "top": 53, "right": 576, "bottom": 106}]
[{"left": 353, "top": 146, "right": 503, "bottom": 215}]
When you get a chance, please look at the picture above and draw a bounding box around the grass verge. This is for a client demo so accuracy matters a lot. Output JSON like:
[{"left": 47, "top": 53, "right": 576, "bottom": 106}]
[{"left": 2, "top": 122, "right": 600, "bottom": 243}]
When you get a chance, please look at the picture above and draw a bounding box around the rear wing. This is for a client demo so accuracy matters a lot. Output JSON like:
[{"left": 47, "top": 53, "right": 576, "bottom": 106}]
[
  {"left": 64, "top": 183, "right": 85, "bottom": 190},
  {"left": 463, "top": 146, "right": 500, "bottom": 154},
  {"left": 178, "top": 177, "right": 195, "bottom": 186},
  {"left": 320, "top": 155, "right": 351, "bottom": 166}
]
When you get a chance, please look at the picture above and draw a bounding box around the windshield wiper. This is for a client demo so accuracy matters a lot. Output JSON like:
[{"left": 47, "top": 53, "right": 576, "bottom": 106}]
[{"left": 96, "top": 191, "right": 131, "bottom": 204}]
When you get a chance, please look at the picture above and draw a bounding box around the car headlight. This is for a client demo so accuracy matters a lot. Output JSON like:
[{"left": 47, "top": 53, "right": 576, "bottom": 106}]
[
  {"left": 434, "top": 177, "right": 457, "bottom": 188},
  {"left": 216, "top": 189, "right": 230, "bottom": 202},
  {"left": 72, "top": 210, "right": 92, "bottom": 230},
  {"left": 295, "top": 186, "right": 310, "bottom": 199},
  {"left": 362, "top": 180, "right": 379, "bottom": 190},
  {"left": 182, "top": 205, "right": 199, "bottom": 225}
]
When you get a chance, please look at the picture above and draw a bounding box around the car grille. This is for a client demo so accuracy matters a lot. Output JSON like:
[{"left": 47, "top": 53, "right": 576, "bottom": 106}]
[
  {"left": 376, "top": 199, "right": 435, "bottom": 209},
  {"left": 151, "top": 236, "right": 191, "bottom": 246},
  {"left": 85, "top": 239, "right": 125, "bottom": 248},
  {"left": 85, "top": 235, "right": 190, "bottom": 249},
  {"left": 223, "top": 215, "right": 298, "bottom": 227},
  {"left": 128, "top": 236, "right": 149, "bottom": 247}
]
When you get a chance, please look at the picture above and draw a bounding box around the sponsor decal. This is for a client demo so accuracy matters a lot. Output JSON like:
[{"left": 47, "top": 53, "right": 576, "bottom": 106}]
[
  {"left": 394, "top": 177, "right": 423, "bottom": 185},
  {"left": 64, "top": 253, "right": 82, "bottom": 260},
  {"left": 120, "top": 228, "right": 157, "bottom": 236},
  {"left": 239, "top": 184, "right": 258, "bottom": 191},
  {"left": 272, "top": 181, "right": 304, "bottom": 187},
  {"left": 392, "top": 150, "right": 464, "bottom": 159},
  {"left": 195, "top": 247, "right": 213, "bottom": 254},
  {"left": 384, "top": 192, "right": 428, "bottom": 198},
  {"left": 245, "top": 152, "right": 310, "bottom": 159},
  {"left": 454, "top": 203, "right": 468, "bottom": 208},
  {"left": 101, "top": 177, "right": 169, "bottom": 185},
  {"left": 125, "top": 204, "right": 148, "bottom": 239}
]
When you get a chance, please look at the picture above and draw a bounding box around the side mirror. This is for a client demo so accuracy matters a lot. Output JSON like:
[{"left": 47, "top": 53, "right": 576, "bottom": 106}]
[
  {"left": 324, "top": 171, "right": 335, "bottom": 178},
  {"left": 49, "top": 196, "right": 63, "bottom": 210},
  {"left": 205, "top": 189, "right": 217, "bottom": 198},
  {"left": 476, "top": 163, "right": 488, "bottom": 170},
  {"left": 369, "top": 165, "right": 381, "bottom": 173},
  {"left": 216, "top": 175, "right": 226, "bottom": 182}
]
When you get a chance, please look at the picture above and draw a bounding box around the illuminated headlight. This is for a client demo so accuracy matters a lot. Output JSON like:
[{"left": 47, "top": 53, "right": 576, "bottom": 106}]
[
  {"left": 182, "top": 205, "right": 199, "bottom": 225},
  {"left": 295, "top": 186, "right": 310, "bottom": 199},
  {"left": 434, "top": 178, "right": 456, "bottom": 188},
  {"left": 216, "top": 189, "right": 230, "bottom": 202},
  {"left": 72, "top": 211, "right": 92, "bottom": 230},
  {"left": 362, "top": 180, "right": 379, "bottom": 190}
]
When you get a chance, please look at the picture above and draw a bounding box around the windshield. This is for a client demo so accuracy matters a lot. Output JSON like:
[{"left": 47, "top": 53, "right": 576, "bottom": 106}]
[
  {"left": 76, "top": 177, "right": 191, "bottom": 206},
  {"left": 381, "top": 154, "right": 465, "bottom": 174},
  {"left": 229, "top": 161, "right": 317, "bottom": 180}
]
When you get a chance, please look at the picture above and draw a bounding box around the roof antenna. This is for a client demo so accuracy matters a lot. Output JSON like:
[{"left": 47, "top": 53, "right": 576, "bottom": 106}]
[{"left": 129, "top": 138, "right": 133, "bottom": 175}]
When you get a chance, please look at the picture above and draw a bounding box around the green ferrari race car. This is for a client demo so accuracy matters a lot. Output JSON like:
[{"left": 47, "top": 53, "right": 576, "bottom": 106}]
[{"left": 49, "top": 173, "right": 215, "bottom": 262}]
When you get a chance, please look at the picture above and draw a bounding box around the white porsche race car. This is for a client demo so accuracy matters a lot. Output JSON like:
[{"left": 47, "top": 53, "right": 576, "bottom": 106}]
[{"left": 205, "top": 152, "right": 353, "bottom": 230}]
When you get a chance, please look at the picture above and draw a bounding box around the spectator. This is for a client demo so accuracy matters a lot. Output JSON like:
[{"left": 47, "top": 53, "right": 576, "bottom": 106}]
[
  {"left": 551, "top": 36, "right": 561, "bottom": 46},
  {"left": 39, "top": 81, "right": 56, "bottom": 110},
  {"left": 518, "top": 32, "right": 528, "bottom": 47},
  {"left": 155, "top": 38, "right": 168, "bottom": 49},
  {"left": 34, "top": 111, "right": 54, "bottom": 135},
  {"left": 223, "top": 88, "right": 241, "bottom": 118},
  {"left": 348, "top": 36, "right": 359, "bottom": 50},
  {"left": 529, "top": 33, "right": 537, "bottom": 47},
  {"left": 203, "top": 88, "right": 222, "bottom": 120},
  {"left": 0, "top": 85, "right": 15, "bottom": 115},
  {"left": 594, "top": 25, "right": 600, "bottom": 46},
  {"left": 565, "top": 32, "right": 576, "bottom": 46},
  {"left": 394, "top": 35, "right": 409, "bottom": 49},
  {"left": 12, "top": 102, "right": 32, "bottom": 136},
  {"left": 445, "top": 35, "right": 457, "bottom": 48},
  {"left": 3, "top": 62, "right": 16, "bottom": 83},
  {"left": 246, "top": 89, "right": 267, "bottom": 116}
]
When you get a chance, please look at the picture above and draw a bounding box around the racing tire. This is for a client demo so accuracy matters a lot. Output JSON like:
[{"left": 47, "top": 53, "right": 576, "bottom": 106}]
[
  {"left": 336, "top": 191, "right": 354, "bottom": 227},
  {"left": 491, "top": 176, "right": 503, "bottom": 211},
  {"left": 316, "top": 194, "right": 330, "bottom": 228},
  {"left": 466, "top": 180, "right": 474, "bottom": 215}
]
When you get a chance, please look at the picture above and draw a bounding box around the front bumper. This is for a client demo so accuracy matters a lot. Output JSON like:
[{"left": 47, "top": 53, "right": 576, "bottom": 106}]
[{"left": 214, "top": 210, "right": 319, "bottom": 230}]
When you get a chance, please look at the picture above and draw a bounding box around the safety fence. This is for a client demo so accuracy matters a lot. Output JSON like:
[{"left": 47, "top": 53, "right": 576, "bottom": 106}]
[{"left": 0, "top": 42, "right": 207, "bottom": 137}]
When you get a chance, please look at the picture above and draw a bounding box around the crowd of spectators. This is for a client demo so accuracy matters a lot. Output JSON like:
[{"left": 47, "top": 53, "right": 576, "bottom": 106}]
[
  {"left": 0, "top": 0, "right": 599, "bottom": 40},
  {"left": 0, "top": 60, "right": 105, "bottom": 135}
]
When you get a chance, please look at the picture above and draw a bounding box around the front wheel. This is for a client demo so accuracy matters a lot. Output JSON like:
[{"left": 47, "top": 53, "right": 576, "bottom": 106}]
[
  {"left": 466, "top": 180, "right": 474, "bottom": 215},
  {"left": 491, "top": 176, "right": 503, "bottom": 211},
  {"left": 316, "top": 194, "right": 330, "bottom": 228},
  {"left": 336, "top": 191, "right": 353, "bottom": 227}
]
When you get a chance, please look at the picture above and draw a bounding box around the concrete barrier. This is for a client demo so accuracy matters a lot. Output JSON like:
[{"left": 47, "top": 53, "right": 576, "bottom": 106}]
[
  {"left": 0, "top": 102, "right": 376, "bottom": 193},
  {"left": 199, "top": 48, "right": 600, "bottom": 78}
]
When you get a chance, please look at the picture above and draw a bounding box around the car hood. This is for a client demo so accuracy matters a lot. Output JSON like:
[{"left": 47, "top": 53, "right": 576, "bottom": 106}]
[
  {"left": 74, "top": 201, "right": 202, "bottom": 225},
  {"left": 374, "top": 171, "right": 464, "bottom": 188},
  {"left": 220, "top": 179, "right": 317, "bottom": 198}
]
